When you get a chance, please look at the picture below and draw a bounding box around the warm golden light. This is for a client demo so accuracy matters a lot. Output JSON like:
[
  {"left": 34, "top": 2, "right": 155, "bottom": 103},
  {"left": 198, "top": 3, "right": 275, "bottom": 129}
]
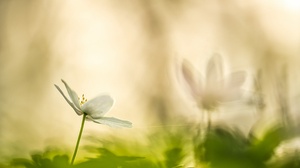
[
  {"left": 279, "top": 0, "right": 300, "bottom": 11},
  {"left": 0, "top": 0, "right": 300, "bottom": 167}
]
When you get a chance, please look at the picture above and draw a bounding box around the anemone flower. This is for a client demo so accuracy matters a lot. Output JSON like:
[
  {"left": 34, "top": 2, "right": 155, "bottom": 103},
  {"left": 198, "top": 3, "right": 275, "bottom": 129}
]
[
  {"left": 54, "top": 79, "right": 132, "bottom": 164},
  {"left": 181, "top": 54, "right": 246, "bottom": 112}
]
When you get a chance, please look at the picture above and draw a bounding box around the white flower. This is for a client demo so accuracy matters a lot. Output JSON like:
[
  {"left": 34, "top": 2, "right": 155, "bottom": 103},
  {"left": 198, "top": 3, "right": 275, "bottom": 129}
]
[
  {"left": 54, "top": 79, "right": 132, "bottom": 128},
  {"left": 181, "top": 54, "right": 246, "bottom": 111}
]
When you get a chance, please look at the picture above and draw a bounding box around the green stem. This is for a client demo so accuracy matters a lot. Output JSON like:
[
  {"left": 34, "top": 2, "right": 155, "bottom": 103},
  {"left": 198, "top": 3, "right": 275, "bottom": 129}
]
[
  {"left": 207, "top": 111, "right": 211, "bottom": 131},
  {"left": 71, "top": 113, "right": 87, "bottom": 165}
]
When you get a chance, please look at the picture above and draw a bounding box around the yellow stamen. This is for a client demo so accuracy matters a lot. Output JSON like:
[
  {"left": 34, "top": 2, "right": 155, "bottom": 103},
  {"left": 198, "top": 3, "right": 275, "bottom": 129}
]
[{"left": 79, "top": 94, "right": 87, "bottom": 106}]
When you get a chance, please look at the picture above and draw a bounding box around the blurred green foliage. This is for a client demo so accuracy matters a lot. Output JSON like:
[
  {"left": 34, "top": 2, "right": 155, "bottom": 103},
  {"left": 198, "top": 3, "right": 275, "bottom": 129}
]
[
  {"left": 11, "top": 153, "right": 70, "bottom": 168},
  {"left": 2, "top": 127, "right": 190, "bottom": 168},
  {"left": 3, "top": 122, "right": 300, "bottom": 168},
  {"left": 194, "top": 125, "right": 291, "bottom": 168}
]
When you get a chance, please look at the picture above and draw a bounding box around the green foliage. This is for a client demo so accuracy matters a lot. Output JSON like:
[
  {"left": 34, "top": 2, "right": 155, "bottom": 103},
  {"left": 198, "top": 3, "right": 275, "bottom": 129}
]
[
  {"left": 78, "top": 128, "right": 190, "bottom": 168},
  {"left": 4, "top": 123, "right": 300, "bottom": 168},
  {"left": 74, "top": 148, "right": 155, "bottom": 168},
  {"left": 248, "top": 126, "right": 287, "bottom": 162},
  {"left": 11, "top": 153, "right": 70, "bottom": 168},
  {"left": 163, "top": 147, "right": 184, "bottom": 168},
  {"left": 194, "top": 124, "right": 293, "bottom": 168}
]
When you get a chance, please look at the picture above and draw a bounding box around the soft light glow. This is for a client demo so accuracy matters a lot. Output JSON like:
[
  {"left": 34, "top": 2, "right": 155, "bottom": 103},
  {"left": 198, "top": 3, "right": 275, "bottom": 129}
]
[{"left": 278, "top": 0, "right": 300, "bottom": 11}]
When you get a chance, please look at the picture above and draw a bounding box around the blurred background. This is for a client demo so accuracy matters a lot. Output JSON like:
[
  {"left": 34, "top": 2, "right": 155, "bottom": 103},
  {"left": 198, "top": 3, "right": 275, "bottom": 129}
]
[{"left": 0, "top": 0, "right": 300, "bottom": 162}]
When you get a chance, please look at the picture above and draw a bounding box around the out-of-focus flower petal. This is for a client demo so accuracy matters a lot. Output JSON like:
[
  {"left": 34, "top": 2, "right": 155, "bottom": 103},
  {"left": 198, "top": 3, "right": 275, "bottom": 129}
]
[
  {"left": 180, "top": 54, "right": 246, "bottom": 111},
  {"left": 61, "top": 79, "right": 81, "bottom": 110},
  {"left": 182, "top": 59, "right": 202, "bottom": 98},
  {"left": 220, "top": 71, "right": 246, "bottom": 102},
  {"left": 222, "top": 88, "right": 244, "bottom": 102},
  {"left": 54, "top": 85, "right": 83, "bottom": 115},
  {"left": 92, "top": 117, "right": 132, "bottom": 128},
  {"left": 225, "top": 71, "right": 246, "bottom": 88},
  {"left": 206, "top": 53, "right": 223, "bottom": 87},
  {"left": 81, "top": 95, "right": 114, "bottom": 118}
]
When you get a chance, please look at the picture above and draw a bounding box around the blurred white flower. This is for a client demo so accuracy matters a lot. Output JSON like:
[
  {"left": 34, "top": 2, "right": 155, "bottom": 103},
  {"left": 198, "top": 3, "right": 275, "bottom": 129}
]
[
  {"left": 181, "top": 54, "right": 246, "bottom": 111},
  {"left": 55, "top": 79, "right": 132, "bottom": 128}
]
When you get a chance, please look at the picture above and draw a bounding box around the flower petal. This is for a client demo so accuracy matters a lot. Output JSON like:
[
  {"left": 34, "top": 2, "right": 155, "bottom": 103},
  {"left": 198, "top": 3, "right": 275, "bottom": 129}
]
[
  {"left": 219, "top": 71, "right": 246, "bottom": 102},
  {"left": 222, "top": 88, "right": 244, "bottom": 102},
  {"left": 181, "top": 59, "right": 202, "bottom": 98},
  {"left": 206, "top": 53, "right": 224, "bottom": 87},
  {"left": 61, "top": 79, "right": 81, "bottom": 110},
  {"left": 225, "top": 71, "right": 246, "bottom": 88},
  {"left": 81, "top": 95, "right": 114, "bottom": 118},
  {"left": 92, "top": 117, "right": 132, "bottom": 128},
  {"left": 54, "top": 85, "right": 83, "bottom": 115}
]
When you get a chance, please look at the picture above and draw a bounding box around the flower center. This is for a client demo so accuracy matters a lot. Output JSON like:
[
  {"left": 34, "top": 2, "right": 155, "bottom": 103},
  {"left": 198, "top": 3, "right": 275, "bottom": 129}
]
[
  {"left": 200, "top": 92, "right": 220, "bottom": 111},
  {"left": 79, "top": 94, "right": 87, "bottom": 106}
]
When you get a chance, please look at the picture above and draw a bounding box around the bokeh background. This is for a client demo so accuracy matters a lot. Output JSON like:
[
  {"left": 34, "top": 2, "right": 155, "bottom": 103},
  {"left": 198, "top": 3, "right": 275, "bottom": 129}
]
[{"left": 0, "top": 0, "right": 300, "bottom": 163}]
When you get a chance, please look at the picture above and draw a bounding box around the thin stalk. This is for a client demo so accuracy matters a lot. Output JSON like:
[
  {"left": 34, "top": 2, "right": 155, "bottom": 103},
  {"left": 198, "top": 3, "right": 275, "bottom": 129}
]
[
  {"left": 207, "top": 111, "right": 211, "bottom": 131},
  {"left": 71, "top": 113, "right": 87, "bottom": 165}
]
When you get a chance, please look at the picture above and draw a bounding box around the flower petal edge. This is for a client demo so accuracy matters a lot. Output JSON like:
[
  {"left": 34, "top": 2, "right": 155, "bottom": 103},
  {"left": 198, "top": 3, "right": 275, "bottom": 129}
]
[
  {"left": 61, "top": 79, "right": 81, "bottom": 110},
  {"left": 92, "top": 117, "right": 132, "bottom": 128},
  {"left": 54, "top": 84, "right": 83, "bottom": 115}
]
